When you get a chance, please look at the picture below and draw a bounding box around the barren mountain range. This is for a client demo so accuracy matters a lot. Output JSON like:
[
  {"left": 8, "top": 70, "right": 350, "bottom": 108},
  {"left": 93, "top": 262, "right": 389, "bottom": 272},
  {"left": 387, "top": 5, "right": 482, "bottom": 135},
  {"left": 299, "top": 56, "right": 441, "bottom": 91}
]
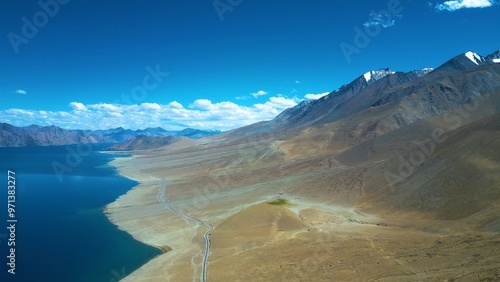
[
  {"left": 105, "top": 50, "right": 500, "bottom": 281},
  {"left": 0, "top": 124, "right": 220, "bottom": 147}
]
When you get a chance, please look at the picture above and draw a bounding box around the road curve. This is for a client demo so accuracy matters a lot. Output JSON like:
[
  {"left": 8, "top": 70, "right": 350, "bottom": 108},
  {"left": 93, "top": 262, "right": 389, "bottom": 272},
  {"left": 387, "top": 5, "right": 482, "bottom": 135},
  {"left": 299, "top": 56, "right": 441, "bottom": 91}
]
[
  {"left": 157, "top": 178, "right": 214, "bottom": 282},
  {"left": 201, "top": 223, "right": 214, "bottom": 282}
]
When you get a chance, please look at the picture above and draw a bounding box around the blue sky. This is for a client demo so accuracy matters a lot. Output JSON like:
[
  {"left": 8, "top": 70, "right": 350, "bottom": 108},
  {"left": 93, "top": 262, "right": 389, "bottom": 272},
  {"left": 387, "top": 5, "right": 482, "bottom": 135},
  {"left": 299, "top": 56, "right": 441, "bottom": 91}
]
[{"left": 0, "top": 0, "right": 499, "bottom": 130}]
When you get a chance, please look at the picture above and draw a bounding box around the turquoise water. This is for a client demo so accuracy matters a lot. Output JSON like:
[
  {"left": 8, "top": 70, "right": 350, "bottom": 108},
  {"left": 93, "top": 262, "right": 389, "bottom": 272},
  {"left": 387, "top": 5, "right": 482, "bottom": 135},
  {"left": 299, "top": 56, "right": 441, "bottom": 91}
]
[{"left": 0, "top": 145, "right": 161, "bottom": 282}]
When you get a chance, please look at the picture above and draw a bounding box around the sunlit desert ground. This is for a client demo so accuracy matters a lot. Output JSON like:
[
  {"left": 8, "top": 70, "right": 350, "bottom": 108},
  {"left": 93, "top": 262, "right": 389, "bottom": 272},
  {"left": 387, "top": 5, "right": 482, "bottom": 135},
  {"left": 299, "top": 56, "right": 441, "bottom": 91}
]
[{"left": 106, "top": 113, "right": 500, "bottom": 282}]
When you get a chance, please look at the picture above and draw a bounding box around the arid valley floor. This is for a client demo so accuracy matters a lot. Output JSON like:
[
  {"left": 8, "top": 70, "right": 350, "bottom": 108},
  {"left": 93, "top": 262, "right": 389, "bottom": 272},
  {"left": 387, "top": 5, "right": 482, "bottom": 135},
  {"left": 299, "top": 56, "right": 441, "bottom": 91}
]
[{"left": 106, "top": 116, "right": 500, "bottom": 281}]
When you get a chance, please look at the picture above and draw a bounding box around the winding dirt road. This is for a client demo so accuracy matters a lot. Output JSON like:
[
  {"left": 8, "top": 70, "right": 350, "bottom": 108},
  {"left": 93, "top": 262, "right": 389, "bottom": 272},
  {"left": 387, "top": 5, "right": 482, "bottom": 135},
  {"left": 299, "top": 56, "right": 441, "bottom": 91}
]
[{"left": 157, "top": 178, "right": 214, "bottom": 282}]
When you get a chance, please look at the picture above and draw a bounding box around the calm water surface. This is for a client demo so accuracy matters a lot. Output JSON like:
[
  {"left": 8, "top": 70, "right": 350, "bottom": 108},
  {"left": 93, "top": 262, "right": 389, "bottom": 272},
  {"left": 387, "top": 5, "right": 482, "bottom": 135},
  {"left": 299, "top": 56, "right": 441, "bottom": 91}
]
[{"left": 0, "top": 144, "right": 161, "bottom": 282}]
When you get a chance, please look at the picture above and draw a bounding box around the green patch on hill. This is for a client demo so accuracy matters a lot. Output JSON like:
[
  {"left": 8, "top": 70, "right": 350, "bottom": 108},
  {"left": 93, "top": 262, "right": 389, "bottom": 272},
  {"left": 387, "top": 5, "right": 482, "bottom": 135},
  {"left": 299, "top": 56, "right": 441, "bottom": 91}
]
[{"left": 267, "top": 198, "right": 295, "bottom": 207}]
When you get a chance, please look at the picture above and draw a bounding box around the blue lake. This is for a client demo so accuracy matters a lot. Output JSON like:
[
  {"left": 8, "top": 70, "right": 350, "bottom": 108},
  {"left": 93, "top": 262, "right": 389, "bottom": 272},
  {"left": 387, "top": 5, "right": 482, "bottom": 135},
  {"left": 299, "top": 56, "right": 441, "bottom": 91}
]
[{"left": 0, "top": 145, "right": 161, "bottom": 282}]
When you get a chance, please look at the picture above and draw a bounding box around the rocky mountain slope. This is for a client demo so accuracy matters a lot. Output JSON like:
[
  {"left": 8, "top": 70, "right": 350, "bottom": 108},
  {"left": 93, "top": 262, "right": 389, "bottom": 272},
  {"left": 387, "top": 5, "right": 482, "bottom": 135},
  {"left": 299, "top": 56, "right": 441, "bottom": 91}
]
[{"left": 108, "top": 135, "right": 184, "bottom": 150}]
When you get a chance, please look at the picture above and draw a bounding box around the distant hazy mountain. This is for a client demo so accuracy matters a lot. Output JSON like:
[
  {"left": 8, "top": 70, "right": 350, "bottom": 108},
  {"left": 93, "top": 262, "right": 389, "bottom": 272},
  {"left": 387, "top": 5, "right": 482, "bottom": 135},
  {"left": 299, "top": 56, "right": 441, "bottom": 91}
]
[
  {"left": 108, "top": 135, "right": 184, "bottom": 150},
  {"left": 0, "top": 124, "right": 221, "bottom": 147},
  {"left": 0, "top": 123, "right": 105, "bottom": 147},
  {"left": 89, "top": 127, "right": 221, "bottom": 143}
]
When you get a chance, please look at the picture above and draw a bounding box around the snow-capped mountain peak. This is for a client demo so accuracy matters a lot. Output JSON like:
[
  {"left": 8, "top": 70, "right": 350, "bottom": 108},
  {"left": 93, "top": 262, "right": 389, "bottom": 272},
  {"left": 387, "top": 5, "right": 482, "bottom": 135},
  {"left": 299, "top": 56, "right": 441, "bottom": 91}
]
[
  {"left": 485, "top": 50, "right": 500, "bottom": 64},
  {"left": 363, "top": 72, "right": 371, "bottom": 82},
  {"left": 411, "top": 67, "right": 434, "bottom": 78},
  {"left": 363, "top": 68, "right": 394, "bottom": 83},
  {"left": 464, "top": 51, "right": 485, "bottom": 65}
]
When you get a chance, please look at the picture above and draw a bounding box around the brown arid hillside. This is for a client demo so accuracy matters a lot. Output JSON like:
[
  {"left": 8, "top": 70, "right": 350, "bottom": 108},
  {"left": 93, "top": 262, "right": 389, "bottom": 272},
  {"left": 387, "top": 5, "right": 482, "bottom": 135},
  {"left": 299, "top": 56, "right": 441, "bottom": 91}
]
[
  {"left": 108, "top": 135, "right": 184, "bottom": 150},
  {"left": 106, "top": 51, "right": 500, "bottom": 281}
]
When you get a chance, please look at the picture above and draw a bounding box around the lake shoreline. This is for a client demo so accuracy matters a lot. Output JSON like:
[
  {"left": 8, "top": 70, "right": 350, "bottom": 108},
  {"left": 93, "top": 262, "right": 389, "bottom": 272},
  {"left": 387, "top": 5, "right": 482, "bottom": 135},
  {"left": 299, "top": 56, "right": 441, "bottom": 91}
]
[
  {"left": 104, "top": 154, "right": 176, "bottom": 281},
  {"left": 103, "top": 151, "right": 215, "bottom": 281}
]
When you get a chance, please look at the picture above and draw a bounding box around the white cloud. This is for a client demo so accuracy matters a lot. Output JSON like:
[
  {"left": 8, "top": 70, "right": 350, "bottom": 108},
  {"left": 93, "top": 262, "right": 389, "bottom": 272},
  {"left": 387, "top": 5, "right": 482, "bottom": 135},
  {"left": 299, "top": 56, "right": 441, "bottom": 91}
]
[
  {"left": 254, "top": 96, "right": 299, "bottom": 115},
  {"left": 141, "top": 102, "right": 162, "bottom": 110},
  {"left": 15, "top": 89, "right": 27, "bottom": 95},
  {"left": 169, "top": 101, "right": 184, "bottom": 109},
  {"left": 236, "top": 90, "right": 269, "bottom": 100},
  {"left": 190, "top": 99, "right": 213, "bottom": 110},
  {"left": 304, "top": 92, "right": 329, "bottom": 100},
  {"left": 434, "top": 0, "right": 497, "bottom": 11},
  {"left": 267, "top": 96, "right": 299, "bottom": 108},
  {"left": 295, "top": 81, "right": 301, "bottom": 84},
  {"left": 363, "top": 11, "right": 399, "bottom": 28},
  {"left": 0, "top": 96, "right": 301, "bottom": 131},
  {"left": 251, "top": 90, "right": 268, "bottom": 98},
  {"left": 8, "top": 109, "right": 34, "bottom": 115},
  {"left": 69, "top": 102, "right": 88, "bottom": 111},
  {"left": 89, "top": 103, "right": 120, "bottom": 112}
]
